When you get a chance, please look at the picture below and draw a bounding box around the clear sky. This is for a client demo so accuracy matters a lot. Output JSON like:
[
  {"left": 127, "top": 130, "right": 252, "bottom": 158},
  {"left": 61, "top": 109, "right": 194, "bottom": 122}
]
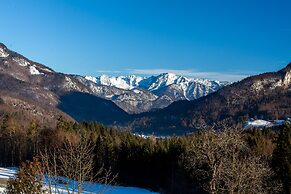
[{"left": 0, "top": 0, "right": 290, "bottom": 81}]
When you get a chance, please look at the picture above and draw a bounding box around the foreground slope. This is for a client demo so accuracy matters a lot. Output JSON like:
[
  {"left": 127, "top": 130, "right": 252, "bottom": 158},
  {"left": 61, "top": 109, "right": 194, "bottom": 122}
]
[{"left": 0, "top": 167, "right": 157, "bottom": 194}]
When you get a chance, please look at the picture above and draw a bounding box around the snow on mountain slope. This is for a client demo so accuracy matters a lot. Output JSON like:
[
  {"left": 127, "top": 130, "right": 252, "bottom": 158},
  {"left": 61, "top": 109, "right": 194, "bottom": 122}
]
[
  {"left": 85, "top": 73, "right": 228, "bottom": 101},
  {"left": 0, "top": 47, "right": 9, "bottom": 58},
  {"left": 30, "top": 65, "right": 44, "bottom": 75},
  {"left": 141, "top": 73, "right": 189, "bottom": 92},
  {"left": 96, "top": 75, "right": 144, "bottom": 90},
  {"left": 80, "top": 73, "right": 228, "bottom": 113},
  {"left": 76, "top": 76, "right": 160, "bottom": 113},
  {"left": 13, "top": 57, "right": 30, "bottom": 67}
]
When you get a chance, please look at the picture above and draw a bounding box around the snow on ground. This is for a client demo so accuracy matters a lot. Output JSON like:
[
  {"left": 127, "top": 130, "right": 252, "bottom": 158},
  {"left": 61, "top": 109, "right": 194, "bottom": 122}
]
[
  {"left": 244, "top": 119, "right": 290, "bottom": 129},
  {"left": 0, "top": 167, "right": 17, "bottom": 193},
  {"left": 245, "top": 120, "right": 273, "bottom": 128},
  {"left": 0, "top": 167, "right": 16, "bottom": 178},
  {"left": 133, "top": 133, "right": 167, "bottom": 139},
  {"left": 0, "top": 167, "right": 158, "bottom": 194}
]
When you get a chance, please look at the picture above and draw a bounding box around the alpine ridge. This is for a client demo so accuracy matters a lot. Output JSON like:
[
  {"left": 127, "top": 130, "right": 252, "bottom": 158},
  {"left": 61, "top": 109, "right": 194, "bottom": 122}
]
[{"left": 80, "top": 73, "right": 228, "bottom": 113}]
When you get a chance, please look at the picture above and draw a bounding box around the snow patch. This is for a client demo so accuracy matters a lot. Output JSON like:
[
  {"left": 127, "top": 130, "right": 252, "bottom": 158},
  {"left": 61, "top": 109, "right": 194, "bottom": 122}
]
[
  {"left": 0, "top": 48, "right": 9, "bottom": 58},
  {"left": 245, "top": 120, "right": 272, "bottom": 128},
  {"left": 283, "top": 71, "right": 291, "bottom": 86},
  {"left": 244, "top": 119, "right": 290, "bottom": 129},
  {"left": 13, "top": 57, "right": 30, "bottom": 67},
  {"left": 64, "top": 76, "right": 82, "bottom": 91},
  {"left": 97, "top": 75, "right": 143, "bottom": 90},
  {"left": 30, "top": 65, "right": 44, "bottom": 75},
  {"left": 133, "top": 89, "right": 142, "bottom": 94},
  {"left": 85, "top": 75, "right": 98, "bottom": 83},
  {"left": 105, "top": 94, "right": 114, "bottom": 98}
]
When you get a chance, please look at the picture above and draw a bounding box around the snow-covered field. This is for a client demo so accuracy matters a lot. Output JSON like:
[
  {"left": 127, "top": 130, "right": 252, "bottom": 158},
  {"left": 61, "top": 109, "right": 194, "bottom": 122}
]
[
  {"left": 0, "top": 167, "right": 158, "bottom": 194},
  {"left": 244, "top": 119, "right": 290, "bottom": 129}
]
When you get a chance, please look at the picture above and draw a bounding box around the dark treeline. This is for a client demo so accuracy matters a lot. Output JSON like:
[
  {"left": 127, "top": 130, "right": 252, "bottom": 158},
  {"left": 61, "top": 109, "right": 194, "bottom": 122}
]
[{"left": 0, "top": 114, "right": 290, "bottom": 194}]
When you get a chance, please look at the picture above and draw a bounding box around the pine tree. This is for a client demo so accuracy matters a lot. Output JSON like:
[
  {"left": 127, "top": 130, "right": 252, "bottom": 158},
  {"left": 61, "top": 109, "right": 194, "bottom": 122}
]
[{"left": 273, "top": 124, "right": 291, "bottom": 194}]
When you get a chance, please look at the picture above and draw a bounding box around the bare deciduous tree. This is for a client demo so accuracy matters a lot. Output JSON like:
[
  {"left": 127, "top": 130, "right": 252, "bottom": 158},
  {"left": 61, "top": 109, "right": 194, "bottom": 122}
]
[
  {"left": 39, "top": 137, "right": 117, "bottom": 194},
  {"left": 57, "top": 138, "right": 95, "bottom": 193},
  {"left": 186, "top": 129, "right": 282, "bottom": 194}
]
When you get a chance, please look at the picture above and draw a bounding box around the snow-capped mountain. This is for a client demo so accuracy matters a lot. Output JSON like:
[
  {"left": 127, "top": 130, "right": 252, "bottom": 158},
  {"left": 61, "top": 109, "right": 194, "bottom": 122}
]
[
  {"left": 79, "top": 73, "right": 228, "bottom": 113},
  {"left": 77, "top": 76, "right": 161, "bottom": 113},
  {"left": 84, "top": 73, "right": 228, "bottom": 100}
]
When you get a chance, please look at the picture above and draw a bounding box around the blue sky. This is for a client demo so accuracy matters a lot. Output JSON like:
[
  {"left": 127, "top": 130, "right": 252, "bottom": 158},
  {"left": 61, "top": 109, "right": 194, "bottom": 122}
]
[{"left": 0, "top": 0, "right": 290, "bottom": 81}]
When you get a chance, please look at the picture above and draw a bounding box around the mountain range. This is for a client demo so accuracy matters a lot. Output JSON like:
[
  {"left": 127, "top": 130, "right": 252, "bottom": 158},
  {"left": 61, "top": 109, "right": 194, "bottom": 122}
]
[
  {"left": 0, "top": 42, "right": 290, "bottom": 135},
  {"left": 79, "top": 73, "right": 228, "bottom": 113},
  {"left": 0, "top": 43, "right": 225, "bottom": 125},
  {"left": 85, "top": 74, "right": 228, "bottom": 100}
]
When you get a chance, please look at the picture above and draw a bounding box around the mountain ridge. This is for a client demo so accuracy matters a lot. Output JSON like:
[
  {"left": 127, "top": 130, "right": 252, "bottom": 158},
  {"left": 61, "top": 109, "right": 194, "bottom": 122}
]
[
  {"left": 123, "top": 63, "right": 291, "bottom": 135},
  {"left": 0, "top": 43, "right": 129, "bottom": 126},
  {"left": 81, "top": 72, "right": 228, "bottom": 113},
  {"left": 85, "top": 73, "right": 228, "bottom": 100}
]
